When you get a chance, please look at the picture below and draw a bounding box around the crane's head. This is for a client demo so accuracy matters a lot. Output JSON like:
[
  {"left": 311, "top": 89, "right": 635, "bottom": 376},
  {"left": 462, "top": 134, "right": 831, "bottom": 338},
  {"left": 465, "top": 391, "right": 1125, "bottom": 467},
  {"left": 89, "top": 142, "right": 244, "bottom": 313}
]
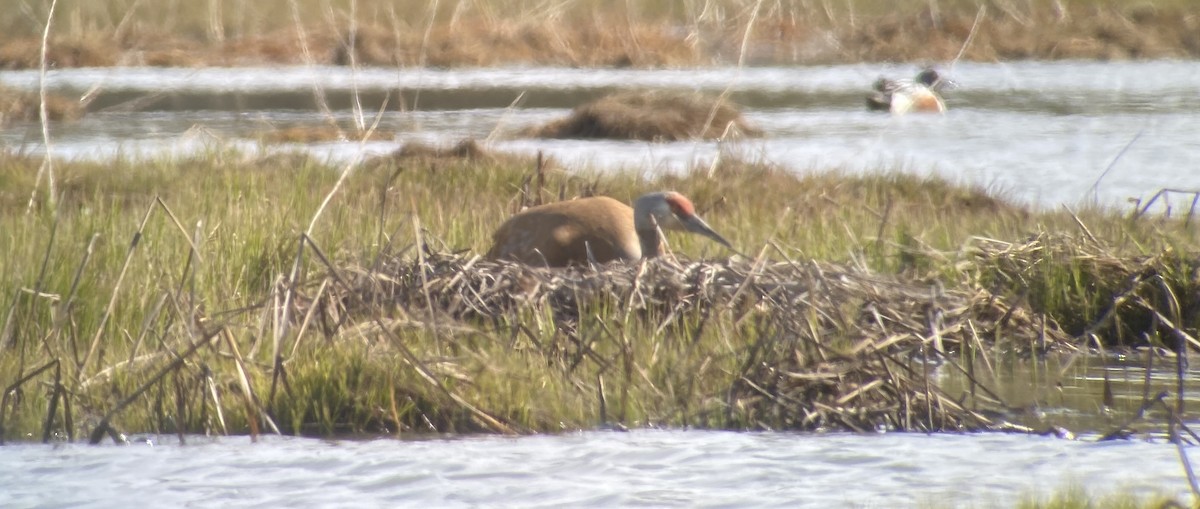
[{"left": 634, "top": 192, "right": 733, "bottom": 252}]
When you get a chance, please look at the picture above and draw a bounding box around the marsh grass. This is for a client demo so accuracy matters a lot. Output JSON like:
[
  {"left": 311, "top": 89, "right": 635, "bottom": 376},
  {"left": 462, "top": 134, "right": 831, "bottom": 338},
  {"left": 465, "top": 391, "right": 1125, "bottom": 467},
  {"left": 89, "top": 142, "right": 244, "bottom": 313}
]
[
  {"left": 1015, "top": 485, "right": 1186, "bottom": 509},
  {"left": 1, "top": 143, "right": 1199, "bottom": 443},
  {"left": 967, "top": 233, "right": 1200, "bottom": 349},
  {"left": 1, "top": 1, "right": 1197, "bottom": 69}
]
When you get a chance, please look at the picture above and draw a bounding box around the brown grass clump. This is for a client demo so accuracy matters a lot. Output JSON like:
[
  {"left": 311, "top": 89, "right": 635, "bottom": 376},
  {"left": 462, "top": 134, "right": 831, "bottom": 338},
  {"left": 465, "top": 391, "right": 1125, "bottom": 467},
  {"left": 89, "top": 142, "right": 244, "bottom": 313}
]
[
  {"left": 384, "top": 139, "right": 504, "bottom": 161},
  {"left": 839, "top": 5, "right": 1200, "bottom": 62},
  {"left": 0, "top": 37, "right": 119, "bottom": 69},
  {"left": 2, "top": 2, "right": 1198, "bottom": 69},
  {"left": 965, "top": 232, "right": 1200, "bottom": 351},
  {"left": 527, "top": 91, "right": 762, "bottom": 142},
  {"left": 0, "top": 16, "right": 701, "bottom": 69},
  {"left": 365, "top": 139, "right": 549, "bottom": 171},
  {"left": 0, "top": 85, "right": 83, "bottom": 125},
  {"left": 327, "top": 251, "right": 1070, "bottom": 432},
  {"left": 329, "top": 18, "right": 698, "bottom": 68}
]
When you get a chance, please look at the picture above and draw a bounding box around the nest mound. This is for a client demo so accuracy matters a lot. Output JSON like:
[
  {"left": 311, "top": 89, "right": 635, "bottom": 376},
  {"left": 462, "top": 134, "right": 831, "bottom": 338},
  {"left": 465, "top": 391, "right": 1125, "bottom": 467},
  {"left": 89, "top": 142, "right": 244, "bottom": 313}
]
[
  {"left": 527, "top": 90, "right": 762, "bottom": 142},
  {"left": 329, "top": 251, "right": 1072, "bottom": 433}
]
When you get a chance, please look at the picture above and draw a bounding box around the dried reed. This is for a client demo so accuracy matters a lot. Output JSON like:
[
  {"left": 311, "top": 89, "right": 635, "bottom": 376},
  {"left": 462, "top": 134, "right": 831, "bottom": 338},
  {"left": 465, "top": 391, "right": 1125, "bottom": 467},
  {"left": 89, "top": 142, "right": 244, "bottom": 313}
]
[
  {"left": 2, "top": 1, "right": 1196, "bottom": 69},
  {"left": 321, "top": 249, "right": 1071, "bottom": 432}
]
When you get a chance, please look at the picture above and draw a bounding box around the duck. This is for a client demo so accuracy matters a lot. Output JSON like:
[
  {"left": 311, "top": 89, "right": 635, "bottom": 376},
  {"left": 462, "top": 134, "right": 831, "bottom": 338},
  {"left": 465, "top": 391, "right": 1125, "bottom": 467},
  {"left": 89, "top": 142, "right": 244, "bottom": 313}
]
[
  {"left": 866, "top": 68, "right": 952, "bottom": 115},
  {"left": 487, "top": 191, "right": 732, "bottom": 267}
]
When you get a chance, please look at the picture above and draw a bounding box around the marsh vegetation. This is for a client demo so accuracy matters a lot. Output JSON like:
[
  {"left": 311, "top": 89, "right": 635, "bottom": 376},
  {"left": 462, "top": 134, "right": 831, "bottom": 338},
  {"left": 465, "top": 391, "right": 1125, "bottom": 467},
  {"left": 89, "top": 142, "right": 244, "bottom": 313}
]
[
  {"left": 2, "top": 145, "right": 1198, "bottom": 443},
  {"left": 1, "top": 0, "right": 1198, "bottom": 70}
]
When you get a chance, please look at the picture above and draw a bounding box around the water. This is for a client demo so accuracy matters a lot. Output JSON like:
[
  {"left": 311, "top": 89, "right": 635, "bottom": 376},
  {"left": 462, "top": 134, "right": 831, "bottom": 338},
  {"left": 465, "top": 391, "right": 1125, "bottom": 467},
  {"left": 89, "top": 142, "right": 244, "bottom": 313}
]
[
  {"left": 939, "top": 351, "right": 1200, "bottom": 435},
  {"left": 1, "top": 431, "right": 1193, "bottom": 508},
  {"left": 3, "top": 61, "right": 1199, "bottom": 209}
]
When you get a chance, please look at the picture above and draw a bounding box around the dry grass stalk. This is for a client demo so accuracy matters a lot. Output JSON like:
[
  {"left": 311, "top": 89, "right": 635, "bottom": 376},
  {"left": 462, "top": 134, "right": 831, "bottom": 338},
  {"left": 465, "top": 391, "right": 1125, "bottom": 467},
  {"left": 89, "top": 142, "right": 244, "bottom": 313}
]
[
  {"left": 319, "top": 250, "right": 1073, "bottom": 432},
  {"left": 3, "top": 3, "right": 1198, "bottom": 69},
  {"left": 964, "top": 232, "right": 1200, "bottom": 348}
]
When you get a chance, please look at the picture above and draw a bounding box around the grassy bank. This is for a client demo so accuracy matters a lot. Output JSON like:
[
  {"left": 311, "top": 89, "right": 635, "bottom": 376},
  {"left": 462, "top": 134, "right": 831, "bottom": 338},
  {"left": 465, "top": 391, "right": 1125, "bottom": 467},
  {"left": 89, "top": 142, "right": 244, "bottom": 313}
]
[
  {"left": 1, "top": 0, "right": 1197, "bottom": 69},
  {"left": 1016, "top": 487, "right": 1187, "bottom": 509},
  {"left": 1, "top": 144, "right": 1198, "bottom": 444}
]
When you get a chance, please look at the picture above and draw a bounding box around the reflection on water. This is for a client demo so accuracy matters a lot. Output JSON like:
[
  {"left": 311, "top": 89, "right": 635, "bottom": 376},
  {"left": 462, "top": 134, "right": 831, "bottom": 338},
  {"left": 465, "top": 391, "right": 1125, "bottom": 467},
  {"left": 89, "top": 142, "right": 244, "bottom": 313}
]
[
  {"left": 2, "top": 61, "right": 1199, "bottom": 209},
  {"left": 939, "top": 351, "right": 1200, "bottom": 436},
  {"left": 1, "top": 431, "right": 1193, "bottom": 508}
]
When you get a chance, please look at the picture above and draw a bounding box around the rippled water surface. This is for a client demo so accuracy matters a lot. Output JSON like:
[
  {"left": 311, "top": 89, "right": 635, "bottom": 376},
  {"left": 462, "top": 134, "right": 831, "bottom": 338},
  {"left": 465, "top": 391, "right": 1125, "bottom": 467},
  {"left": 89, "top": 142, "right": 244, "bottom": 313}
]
[
  {"left": 2, "top": 60, "right": 1199, "bottom": 209},
  {"left": 941, "top": 352, "right": 1200, "bottom": 435},
  {"left": 2, "top": 430, "right": 1193, "bottom": 508}
]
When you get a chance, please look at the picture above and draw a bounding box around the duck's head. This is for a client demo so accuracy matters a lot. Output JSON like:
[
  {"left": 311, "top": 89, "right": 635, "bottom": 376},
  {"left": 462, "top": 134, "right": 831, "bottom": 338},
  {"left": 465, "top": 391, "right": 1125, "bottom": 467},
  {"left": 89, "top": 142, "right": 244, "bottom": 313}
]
[{"left": 916, "top": 68, "right": 955, "bottom": 91}]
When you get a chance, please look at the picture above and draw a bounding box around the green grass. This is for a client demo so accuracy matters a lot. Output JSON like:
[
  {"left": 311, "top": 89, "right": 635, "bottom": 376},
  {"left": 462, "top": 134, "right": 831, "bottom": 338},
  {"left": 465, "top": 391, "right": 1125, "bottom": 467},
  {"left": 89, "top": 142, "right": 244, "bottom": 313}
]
[
  {"left": 1, "top": 147, "right": 1198, "bottom": 442},
  {"left": 1015, "top": 485, "right": 1186, "bottom": 509}
]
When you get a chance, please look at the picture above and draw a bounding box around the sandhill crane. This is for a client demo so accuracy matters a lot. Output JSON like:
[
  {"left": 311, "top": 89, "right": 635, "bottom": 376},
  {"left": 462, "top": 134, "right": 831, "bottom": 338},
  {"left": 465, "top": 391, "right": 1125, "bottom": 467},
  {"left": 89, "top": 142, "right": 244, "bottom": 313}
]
[{"left": 487, "top": 191, "right": 732, "bottom": 267}]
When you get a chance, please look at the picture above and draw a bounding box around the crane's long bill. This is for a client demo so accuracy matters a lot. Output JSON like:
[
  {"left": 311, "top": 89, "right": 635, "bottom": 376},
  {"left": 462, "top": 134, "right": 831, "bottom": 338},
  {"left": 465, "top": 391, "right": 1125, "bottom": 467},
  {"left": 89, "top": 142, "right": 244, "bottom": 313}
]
[{"left": 685, "top": 216, "right": 733, "bottom": 250}]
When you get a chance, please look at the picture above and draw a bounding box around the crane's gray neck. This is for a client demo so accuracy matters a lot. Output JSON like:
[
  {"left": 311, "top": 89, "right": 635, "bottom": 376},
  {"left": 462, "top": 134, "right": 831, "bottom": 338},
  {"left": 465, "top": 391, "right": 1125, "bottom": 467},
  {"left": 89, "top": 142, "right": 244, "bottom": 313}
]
[
  {"left": 636, "top": 228, "right": 663, "bottom": 259},
  {"left": 633, "top": 192, "right": 671, "bottom": 259}
]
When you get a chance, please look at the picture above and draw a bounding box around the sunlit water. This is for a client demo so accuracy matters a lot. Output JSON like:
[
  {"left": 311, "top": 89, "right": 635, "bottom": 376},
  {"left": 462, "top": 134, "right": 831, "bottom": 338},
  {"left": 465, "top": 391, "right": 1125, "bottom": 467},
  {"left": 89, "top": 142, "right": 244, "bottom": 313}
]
[
  {"left": 939, "top": 351, "right": 1200, "bottom": 435},
  {"left": 2, "top": 430, "right": 1194, "bottom": 508},
  {"left": 2, "top": 61, "right": 1199, "bottom": 209}
]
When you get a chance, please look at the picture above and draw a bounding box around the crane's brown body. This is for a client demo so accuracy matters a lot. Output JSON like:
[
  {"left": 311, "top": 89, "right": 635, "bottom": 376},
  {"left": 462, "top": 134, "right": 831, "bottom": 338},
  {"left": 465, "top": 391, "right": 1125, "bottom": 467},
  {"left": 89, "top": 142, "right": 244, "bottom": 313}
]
[
  {"left": 487, "top": 192, "right": 731, "bottom": 267},
  {"left": 487, "top": 196, "right": 641, "bottom": 266}
]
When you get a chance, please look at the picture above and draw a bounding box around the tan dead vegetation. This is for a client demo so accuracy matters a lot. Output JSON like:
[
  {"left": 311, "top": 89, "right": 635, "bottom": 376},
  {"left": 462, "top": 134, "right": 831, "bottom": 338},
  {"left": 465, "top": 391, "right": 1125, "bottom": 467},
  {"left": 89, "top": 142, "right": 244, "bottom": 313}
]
[
  {"left": 365, "top": 139, "right": 552, "bottom": 171},
  {"left": 326, "top": 248, "right": 1069, "bottom": 432},
  {"left": 1, "top": 3, "right": 1196, "bottom": 69},
  {"left": 332, "top": 18, "right": 700, "bottom": 68},
  {"left": 527, "top": 90, "right": 762, "bottom": 142},
  {"left": 841, "top": 6, "right": 1200, "bottom": 62},
  {"left": 0, "top": 85, "right": 83, "bottom": 125},
  {"left": 0, "top": 17, "right": 700, "bottom": 69},
  {"left": 305, "top": 220, "right": 1200, "bottom": 433},
  {"left": 0, "top": 37, "right": 118, "bottom": 69},
  {"left": 967, "top": 232, "right": 1200, "bottom": 349}
]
